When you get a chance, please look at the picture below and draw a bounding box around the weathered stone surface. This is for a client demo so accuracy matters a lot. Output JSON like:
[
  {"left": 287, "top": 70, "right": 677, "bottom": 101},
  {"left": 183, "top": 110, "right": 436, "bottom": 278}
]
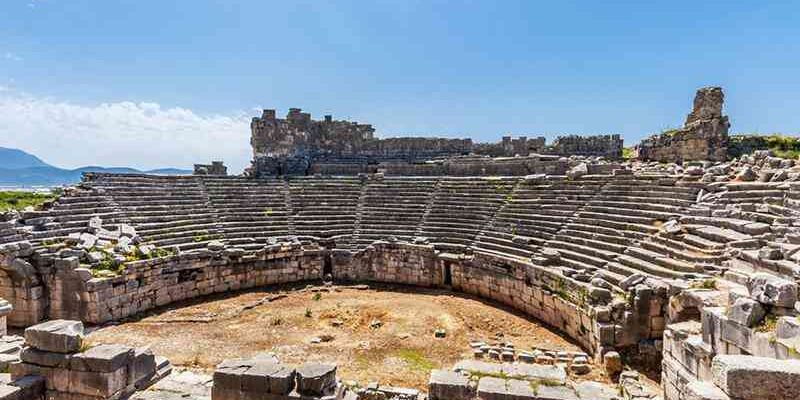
[
  {"left": 727, "top": 297, "right": 766, "bottom": 328},
  {"left": 748, "top": 273, "right": 798, "bottom": 307},
  {"left": 295, "top": 362, "right": 336, "bottom": 396},
  {"left": 19, "top": 347, "right": 72, "bottom": 368},
  {"left": 573, "top": 381, "right": 619, "bottom": 400},
  {"left": 635, "top": 87, "right": 729, "bottom": 162},
  {"left": 132, "top": 347, "right": 157, "bottom": 389},
  {"left": 567, "top": 163, "right": 589, "bottom": 180},
  {"left": 684, "top": 381, "right": 730, "bottom": 400},
  {"left": 24, "top": 320, "right": 84, "bottom": 353},
  {"left": 70, "top": 344, "right": 134, "bottom": 372},
  {"left": 712, "top": 355, "right": 800, "bottom": 400},
  {"left": 428, "top": 369, "right": 472, "bottom": 400},
  {"left": 602, "top": 351, "right": 623, "bottom": 376}
]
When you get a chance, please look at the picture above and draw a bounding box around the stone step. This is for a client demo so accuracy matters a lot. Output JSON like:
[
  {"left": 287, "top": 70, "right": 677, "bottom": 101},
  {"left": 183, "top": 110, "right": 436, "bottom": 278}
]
[
  {"left": 562, "top": 223, "right": 634, "bottom": 244},
  {"left": 624, "top": 246, "right": 699, "bottom": 273},
  {"left": 640, "top": 239, "right": 725, "bottom": 265},
  {"left": 686, "top": 225, "right": 751, "bottom": 243},
  {"left": 471, "top": 240, "right": 534, "bottom": 259},
  {"left": 552, "top": 232, "right": 627, "bottom": 254},
  {"left": 578, "top": 210, "right": 658, "bottom": 226},
  {"left": 615, "top": 254, "right": 695, "bottom": 279},
  {"left": 573, "top": 216, "right": 658, "bottom": 236}
]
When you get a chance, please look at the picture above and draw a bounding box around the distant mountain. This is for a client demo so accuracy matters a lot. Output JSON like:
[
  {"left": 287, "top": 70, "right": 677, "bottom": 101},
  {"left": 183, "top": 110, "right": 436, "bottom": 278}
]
[
  {"left": 0, "top": 147, "right": 192, "bottom": 187},
  {"left": 0, "top": 147, "right": 50, "bottom": 169}
]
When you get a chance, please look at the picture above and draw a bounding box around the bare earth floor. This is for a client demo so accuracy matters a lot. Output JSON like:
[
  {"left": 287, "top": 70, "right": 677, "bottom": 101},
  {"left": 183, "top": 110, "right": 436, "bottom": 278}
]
[{"left": 87, "top": 283, "right": 596, "bottom": 391}]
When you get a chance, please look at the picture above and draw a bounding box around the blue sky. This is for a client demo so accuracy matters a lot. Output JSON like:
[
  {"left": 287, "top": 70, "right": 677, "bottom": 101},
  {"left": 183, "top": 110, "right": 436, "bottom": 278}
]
[{"left": 1, "top": 0, "right": 799, "bottom": 172}]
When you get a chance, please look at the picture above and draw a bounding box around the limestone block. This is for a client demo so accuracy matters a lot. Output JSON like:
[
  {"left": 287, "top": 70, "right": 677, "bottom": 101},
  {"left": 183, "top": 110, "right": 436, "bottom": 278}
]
[
  {"left": 70, "top": 344, "right": 134, "bottom": 372},
  {"left": 573, "top": 381, "right": 618, "bottom": 400},
  {"left": 131, "top": 347, "right": 157, "bottom": 389},
  {"left": 777, "top": 316, "right": 800, "bottom": 340},
  {"left": 476, "top": 377, "right": 512, "bottom": 400},
  {"left": 0, "top": 384, "right": 21, "bottom": 400},
  {"left": 535, "top": 385, "right": 578, "bottom": 400},
  {"left": 19, "top": 346, "right": 72, "bottom": 368},
  {"left": 712, "top": 355, "right": 800, "bottom": 400},
  {"left": 24, "top": 320, "right": 84, "bottom": 353},
  {"left": 602, "top": 351, "right": 623, "bottom": 376},
  {"left": 748, "top": 273, "right": 797, "bottom": 307},
  {"left": 684, "top": 381, "right": 730, "bottom": 400},
  {"left": 213, "top": 359, "right": 250, "bottom": 392},
  {"left": 295, "top": 362, "right": 336, "bottom": 396},
  {"left": 68, "top": 367, "right": 127, "bottom": 397},
  {"left": 428, "top": 369, "right": 472, "bottom": 400},
  {"left": 727, "top": 297, "right": 766, "bottom": 328}
]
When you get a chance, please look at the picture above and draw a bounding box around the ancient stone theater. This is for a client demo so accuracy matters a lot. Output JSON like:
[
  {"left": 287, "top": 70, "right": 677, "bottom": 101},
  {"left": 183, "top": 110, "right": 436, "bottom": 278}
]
[{"left": 0, "top": 87, "right": 799, "bottom": 400}]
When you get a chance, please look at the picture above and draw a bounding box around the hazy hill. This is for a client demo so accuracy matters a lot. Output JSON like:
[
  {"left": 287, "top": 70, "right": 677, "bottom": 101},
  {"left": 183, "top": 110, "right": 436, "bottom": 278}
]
[{"left": 0, "top": 147, "right": 192, "bottom": 186}]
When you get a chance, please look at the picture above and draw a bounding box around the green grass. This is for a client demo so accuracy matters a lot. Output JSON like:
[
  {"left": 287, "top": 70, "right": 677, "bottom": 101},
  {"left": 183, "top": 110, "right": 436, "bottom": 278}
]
[
  {"left": 0, "top": 191, "right": 57, "bottom": 212},
  {"left": 730, "top": 133, "right": 800, "bottom": 159},
  {"left": 689, "top": 279, "right": 717, "bottom": 290},
  {"left": 621, "top": 147, "right": 634, "bottom": 159},
  {"left": 395, "top": 349, "right": 435, "bottom": 373}
]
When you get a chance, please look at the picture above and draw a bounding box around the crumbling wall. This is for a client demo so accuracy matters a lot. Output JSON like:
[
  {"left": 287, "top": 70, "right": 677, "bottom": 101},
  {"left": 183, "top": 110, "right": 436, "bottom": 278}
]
[
  {"left": 332, "top": 241, "right": 665, "bottom": 358},
  {"left": 194, "top": 161, "right": 228, "bottom": 176},
  {"left": 45, "top": 247, "right": 322, "bottom": 324},
  {"left": 636, "top": 87, "right": 730, "bottom": 162},
  {"left": 544, "top": 134, "right": 623, "bottom": 159},
  {"left": 249, "top": 108, "right": 621, "bottom": 177}
]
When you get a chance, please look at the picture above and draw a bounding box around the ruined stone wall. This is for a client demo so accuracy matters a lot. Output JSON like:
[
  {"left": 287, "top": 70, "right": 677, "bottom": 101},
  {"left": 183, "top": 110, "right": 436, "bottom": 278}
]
[
  {"left": 250, "top": 108, "right": 621, "bottom": 177},
  {"left": 0, "top": 242, "right": 46, "bottom": 327},
  {"left": 544, "top": 134, "right": 623, "bottom": 159},
  {"left": 331, "top": 242, "right": 442, "bottom": 286},
  {"left": 635, "top": 87, "right": 730, "bottom": 162},
  {"left": 45, "top": 248, "right": 322, "bottom": 324},
  {"left": 193, "top": 161, "right": 228, "bottom": 176},
  {"left": 309, "top": 156, "right": 569, "bottom": 176},
  {"left": 331, "top": 242, "right": 666, "bottom": 357}
]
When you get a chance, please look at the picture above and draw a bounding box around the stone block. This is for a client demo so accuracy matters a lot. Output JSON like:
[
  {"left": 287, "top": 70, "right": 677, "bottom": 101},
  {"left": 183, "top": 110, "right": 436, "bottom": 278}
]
[
  {"left": 777, "top": 316, "right": 800, "bottom": 340},
  {"left": 428, "top": 369, "right": 472, "bottom": 400},
  {"left": 573, "top": 382, "right": 618, "bottom": 400},
  {"left": 0, "top": 384, "right": 21, "bottom": 400},
  {"left": 602, "top": 351, "right": 622, "bottom": 376},
  {"left": 476, "top": 377, "right": 508, "bottom": 400},
  {"left": 19, "top": 346, "right": 72, "bottom": 368},
  {"left": 727, "top": 297, "right": 765, "bottom": 328},
  {"left": 10, "top": 375, "right": 45, "bottom": 400},
  {"left": 295, "top": 362, "right": 336, "bottom": 396},
  {"left": 70, "top": 344, "right": 134, "bottom": 372},
  {"left": 535, "top": 385, "right": 578, "bottom": 400},
  {"left": 24, "top": 320, "right": 84, "bottom": 353},
  {"left": 213, "top": 359, "right": 250, "bottom": 392},
  {"left": 131, "top": 347, "right": 157, "bottom": 389},
  {"left": 712, "top": 355, "right": 800, "bottom": 400},
  {"left": 68, "top": 368, "right": 128, "bottom": 397},
  {"left": 748, "top": 273, "right": 798, "bottom": 308}
]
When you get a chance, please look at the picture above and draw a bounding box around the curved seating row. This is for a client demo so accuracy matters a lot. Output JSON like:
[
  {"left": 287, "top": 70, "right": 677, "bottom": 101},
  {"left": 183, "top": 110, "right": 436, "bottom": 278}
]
[{"left": 15, "top": 173, "right": 795, "bottom": 288}]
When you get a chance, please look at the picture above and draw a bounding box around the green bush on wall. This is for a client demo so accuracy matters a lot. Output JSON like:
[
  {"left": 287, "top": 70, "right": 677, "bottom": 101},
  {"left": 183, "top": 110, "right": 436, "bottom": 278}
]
[{"left": 729, "top": 134, "right": 800, "bottom": 159}]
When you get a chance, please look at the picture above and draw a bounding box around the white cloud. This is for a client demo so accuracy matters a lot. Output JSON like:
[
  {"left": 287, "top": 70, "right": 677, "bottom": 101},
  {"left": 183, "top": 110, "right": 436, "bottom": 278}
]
[
  {"left": 0, "top": 90, "right": 253, "bottom": 173},
  {"left": 3, "top": 52, "right": 22, "bottom": 62}
]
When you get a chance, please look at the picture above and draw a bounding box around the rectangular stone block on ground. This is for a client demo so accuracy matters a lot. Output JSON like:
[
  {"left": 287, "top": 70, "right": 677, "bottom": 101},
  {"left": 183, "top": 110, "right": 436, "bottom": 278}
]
[
  {"left": 23, "top": 320, "right": 84, "bottom": 354},
  {"left": 70, "top": 344, "right": 134, "bottom": 372},
  {"left": 428, "top": 369, "right": 472, "bottom": 400},
  {"left": 295, "top": 362, "right": 336, "bottom": 396},
  {"left": 712, "top": 355, "right": 800, "bottom": 400}
]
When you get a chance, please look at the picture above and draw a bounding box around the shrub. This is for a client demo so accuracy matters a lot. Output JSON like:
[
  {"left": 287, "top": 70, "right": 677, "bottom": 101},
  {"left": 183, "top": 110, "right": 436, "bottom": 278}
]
[{"left": 0, "top": 191, "right": 57, "bottom": 212}]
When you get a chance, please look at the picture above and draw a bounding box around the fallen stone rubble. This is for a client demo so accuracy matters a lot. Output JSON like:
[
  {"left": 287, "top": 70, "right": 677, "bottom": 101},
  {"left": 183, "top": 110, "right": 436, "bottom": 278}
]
[{"left": 0, "top": 319, "right": 171, "bottom": 400}]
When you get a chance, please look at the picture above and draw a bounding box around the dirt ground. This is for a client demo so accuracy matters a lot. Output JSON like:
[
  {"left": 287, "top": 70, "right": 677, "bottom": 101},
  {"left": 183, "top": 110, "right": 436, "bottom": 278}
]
[{"left": 87, "top": 283, "right": 600, "bottom": 390}]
